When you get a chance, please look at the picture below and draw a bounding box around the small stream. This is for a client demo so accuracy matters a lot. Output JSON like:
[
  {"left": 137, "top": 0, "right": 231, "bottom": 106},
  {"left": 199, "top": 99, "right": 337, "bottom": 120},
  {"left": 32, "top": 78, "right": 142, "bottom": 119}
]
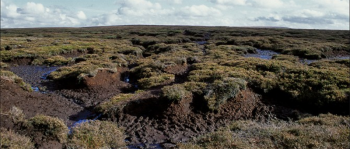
[{"left": 244, "top": 49, "right": 279, "bottom": 60}]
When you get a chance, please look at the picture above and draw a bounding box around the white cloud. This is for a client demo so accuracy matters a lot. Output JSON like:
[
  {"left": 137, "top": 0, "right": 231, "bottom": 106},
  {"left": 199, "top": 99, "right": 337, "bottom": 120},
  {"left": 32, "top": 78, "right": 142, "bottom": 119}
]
[
  {"left": 117, "top": 0, "right": 163, "bottom": 16},
  {"left": 210, "top": 0, "right": 247, "bottom": 5},
  {"left": 22, "top": 2, "right": 48, "bottom": 14},
  {"left": 165, "top": 0, "right": 182, "bottom": 4},
  {"left": 313, "top": 0, "right": 349, "bottom": 16},
  {"left": 77, "top": 11, "right": 87, "bottom": 20},
  {"left": 179, "top": 5, "right": 222, "bottom": 17},
  {"left": 3, "top": 4, "right": 21, "bottom": 18},
  {"left": 252, "top": 0, "right": 284, "bottom": 8},
  {"left": 1, "top": 2, "right": 86, "bottom": 28}
]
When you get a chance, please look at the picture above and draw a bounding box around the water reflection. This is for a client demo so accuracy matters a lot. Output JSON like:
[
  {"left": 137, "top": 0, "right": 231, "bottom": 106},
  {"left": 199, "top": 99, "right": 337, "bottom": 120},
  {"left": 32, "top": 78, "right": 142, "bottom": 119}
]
[{"left": 244, "top": 49, "right": 279, "bottom": 60}]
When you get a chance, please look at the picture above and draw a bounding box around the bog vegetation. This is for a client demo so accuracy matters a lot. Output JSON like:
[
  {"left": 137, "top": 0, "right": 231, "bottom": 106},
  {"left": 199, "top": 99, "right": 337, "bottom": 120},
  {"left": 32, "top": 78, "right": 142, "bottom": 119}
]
[{"left": 1, "top": 26, "right": 349, "bottom": 148}]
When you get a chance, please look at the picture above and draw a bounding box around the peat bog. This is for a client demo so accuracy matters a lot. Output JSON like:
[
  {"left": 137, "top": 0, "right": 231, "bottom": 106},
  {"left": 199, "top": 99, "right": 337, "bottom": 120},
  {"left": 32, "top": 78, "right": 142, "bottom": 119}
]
[{"left": 1, "top": 26, "right": 349, "bottom": 149}]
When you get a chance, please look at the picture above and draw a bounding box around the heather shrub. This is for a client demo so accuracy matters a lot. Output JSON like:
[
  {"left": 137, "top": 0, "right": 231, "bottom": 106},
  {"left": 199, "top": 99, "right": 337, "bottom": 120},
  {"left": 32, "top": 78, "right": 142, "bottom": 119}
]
[
  {"left": 204, "top": 77, "right": 247, "bottom": 111},
  {"left": 67, "top": 121, "right": 125, "bottom": 149},
  {"left": 162, "top": 84, "right": 191, "bottom": 102},
  {"left": 179, "top": 114, "right": 350, "bottom": 149},
  {"left": 24, "top": 115, "right": 68, "bottom": 143},
  {"left": 0, "top": 128, "right": 34, "bottom": 149}
]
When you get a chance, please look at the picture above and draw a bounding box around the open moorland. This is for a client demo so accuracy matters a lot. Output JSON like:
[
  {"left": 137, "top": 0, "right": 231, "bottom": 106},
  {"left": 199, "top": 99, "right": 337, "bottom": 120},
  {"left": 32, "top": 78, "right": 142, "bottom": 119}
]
[{"left": 0, "top": 26, "right": 349, "bottom": 149}]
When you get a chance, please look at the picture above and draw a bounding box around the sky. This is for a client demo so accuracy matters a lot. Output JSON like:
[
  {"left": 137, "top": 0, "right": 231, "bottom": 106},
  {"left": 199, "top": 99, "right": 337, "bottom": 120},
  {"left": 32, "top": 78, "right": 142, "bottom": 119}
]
[{"left": 1, "top": 0, "right": 349, "bottom": 30}]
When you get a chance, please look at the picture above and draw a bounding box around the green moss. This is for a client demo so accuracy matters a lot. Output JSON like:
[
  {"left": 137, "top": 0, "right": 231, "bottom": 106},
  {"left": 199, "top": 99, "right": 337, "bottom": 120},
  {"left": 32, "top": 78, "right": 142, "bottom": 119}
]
[{"left": 68, "top": 121, "right": 125, "bottom": 149}]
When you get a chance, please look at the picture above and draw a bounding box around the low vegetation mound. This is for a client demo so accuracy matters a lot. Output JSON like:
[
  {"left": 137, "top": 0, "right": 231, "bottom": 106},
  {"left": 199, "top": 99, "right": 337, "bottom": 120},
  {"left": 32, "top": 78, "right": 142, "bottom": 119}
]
[
  {"left": 179, "top": 114, "right": 350, "bottom": 149},
  {"left": 24, "top": 115, "right": 69, "bottom": 143},
  {"left": 0, "top": 70, "right": 33, "bottom": 91},
  {"left": 67, "top": 120, "right": 126, "bottom": 149},
  {"left": 0, "top": 128, "right": 35, "bottom": 149}
]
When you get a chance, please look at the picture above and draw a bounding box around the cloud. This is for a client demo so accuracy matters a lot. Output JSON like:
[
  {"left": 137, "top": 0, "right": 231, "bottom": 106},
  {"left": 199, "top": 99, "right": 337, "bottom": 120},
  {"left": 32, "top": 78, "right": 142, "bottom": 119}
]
[
  {"left": 255, "top": 16, "right": 280, "bottom": 22},
  {"left": 1, "top": 2, "right": 87, "bottom": 28},
  {"left": 17, "top": 2, "right": 49, "bottom": 14},
  {"left": 281, "top": 9, "right": 347, "bottom": 25},
  {"left": 252, "top": 0, "right": 284, "bottom": 8},
  {"left": 313, "top": 0, "right": 349, "bottom": 16},
  {"left": 77, "top": 11, "right": 87, "bottom": 20},
  {"left": 165, "top": 0, "right": 182, "bottom": 4},
  {"left": 117, "top": 0, "right": 164, "bottom": 16},
  {"left": 90, "top": 12, "right": 122, "bottom": 26},
  {"left": 210, "top": 0, "right": 247, "bottom": 5},
  {"left": 179, "top": 5, "right": 222, "bottom": 18},
  {"left": 283, "top": 16, "right": 333, "bottom": 25}
]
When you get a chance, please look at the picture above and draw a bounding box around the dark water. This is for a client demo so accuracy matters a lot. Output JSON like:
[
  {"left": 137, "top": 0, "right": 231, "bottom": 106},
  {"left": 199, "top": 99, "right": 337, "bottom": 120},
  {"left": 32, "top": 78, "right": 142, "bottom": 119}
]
[
  {"left": 195, "top": 41, "right": 207, "bottom": 45},
  {"left": 9, "top": 65, "right": 59, "bottom": 92},
  {"left": 244, "top": 49, "right": 349, "bottom": 64},
  {"left": 300, "top": 56, "right": 350, "bottom": 64},
  {"left": 127, "top": 144, "right": 163, "bottom": 149},
  {"left": 244, "top": 49, "right": 279, "bottom": 60},
  {"left": 68, "top": 113, "right": 101, "bottom": 133}
]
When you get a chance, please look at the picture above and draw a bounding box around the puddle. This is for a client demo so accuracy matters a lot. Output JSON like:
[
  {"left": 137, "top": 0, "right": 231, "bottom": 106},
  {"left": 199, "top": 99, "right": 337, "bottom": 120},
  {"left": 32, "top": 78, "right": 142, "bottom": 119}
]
[
  {"left": 127, "top": 143, "right": 163, "bottom": 149},
  {"left": 31, "top": 87, "right": 40, "bottom": 92},
  {"left": 300, "top": 56, "right": 350, "bottom": 64},
  {"left": 299, "top": 59, "right": 317, "bottom": 64},
  {"left": 123, "top": 75, "right": 138, "bottom": 89},
  {"left": 68, "top": 113, "right": 101, "bottom": 133},
  {"left": 244, "top": 49, "right": 279, "bottom": 60},
  {"left": 328, "top": 56, "right": 350, "bottom": 60},
  {"left": 244, "top": 49, "right": 349, "bottom": 64},
  {"left": 195, "top": 41, "right": 207, "bottom": 45},
  {"left": 124, "top": 75, "right": 130, "bottom": 83},
  {"left": 9, "top": 65, "right": 59, "bottom": 92}
]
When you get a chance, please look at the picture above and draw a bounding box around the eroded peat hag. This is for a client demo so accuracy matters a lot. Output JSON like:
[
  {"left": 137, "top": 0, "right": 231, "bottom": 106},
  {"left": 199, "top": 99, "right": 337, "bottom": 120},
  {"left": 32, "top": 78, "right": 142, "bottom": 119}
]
[{"left": 1, "top": 26, "right": 349, "bottom": 148}]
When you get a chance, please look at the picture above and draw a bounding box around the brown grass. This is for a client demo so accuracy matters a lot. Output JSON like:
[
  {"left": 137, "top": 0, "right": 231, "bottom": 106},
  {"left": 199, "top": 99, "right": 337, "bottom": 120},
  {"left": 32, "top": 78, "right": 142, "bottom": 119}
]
[
  {"left": 0, "top": 128, "right": 35, "bottom": 149},
  {"left": 67, "top": 120, "right": 126, "bottom": 149},
  {"left": 179, "top": 114, "right": 350, "bottom": 149}
]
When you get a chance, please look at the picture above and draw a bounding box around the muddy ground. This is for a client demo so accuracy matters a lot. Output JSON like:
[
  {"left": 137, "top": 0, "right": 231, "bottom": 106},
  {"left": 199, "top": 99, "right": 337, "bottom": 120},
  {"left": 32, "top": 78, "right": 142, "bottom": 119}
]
[{"left": 0, "top": 61, "right": 308, "bottom": 148}]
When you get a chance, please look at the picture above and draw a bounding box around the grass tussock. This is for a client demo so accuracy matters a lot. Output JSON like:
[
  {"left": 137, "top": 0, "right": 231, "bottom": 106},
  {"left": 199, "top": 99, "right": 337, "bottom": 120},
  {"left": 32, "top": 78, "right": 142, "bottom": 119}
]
[
  {"left": 24, "top": 115, "right": 69, "bottom": 143},
  {"left": 179, "top": 114, "right": 350, "bottom": 149},
  {"left": 95, "top": 93, "right": 134, "bottom": 114},
  {"left": 0, "top": 128, "right": 35, "bottom": 149},
  {"left": 162, "top": 84, "right": 191, "bottom": 102},
  {"left": 0, "top": 62, "right": 9, "bottom": 68},
  {"left": 204, "top": 77, "right": 247, "bottom": 111},
  {"left": 67, "top": 120, "right": 125, "bottom": 149},
  {"left": 0, "top": 70, "right": 33, "bottom": 91},
  {"left": 47, "top": 61, "right": 117, "bottom": 82}
]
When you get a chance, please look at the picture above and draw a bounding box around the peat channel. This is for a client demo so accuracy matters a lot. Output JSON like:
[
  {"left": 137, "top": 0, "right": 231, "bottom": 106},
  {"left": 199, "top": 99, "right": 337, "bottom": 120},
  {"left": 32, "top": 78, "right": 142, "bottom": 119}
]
[
  {"left": 10, "top": 65, "right": 59, "bottom": 93},
  {"left": 9, "top": 65, "right": 98, "bottom": 127}
]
